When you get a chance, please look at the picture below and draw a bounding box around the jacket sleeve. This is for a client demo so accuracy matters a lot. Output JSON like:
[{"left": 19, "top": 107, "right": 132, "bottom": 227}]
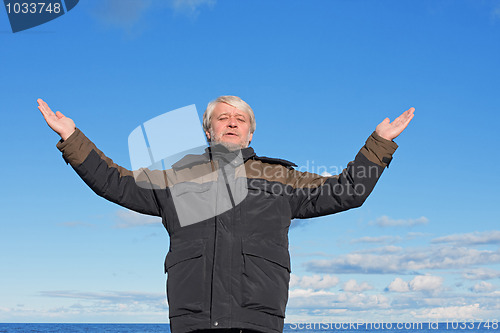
[
  {"left": 56, "top": 128, "right": 162, "bottom": 216},
  {"left": 289, "top": 131, "right": 398, "bottom": 219}
]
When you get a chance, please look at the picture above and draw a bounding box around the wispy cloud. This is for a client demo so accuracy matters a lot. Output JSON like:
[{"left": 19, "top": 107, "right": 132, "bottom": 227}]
[
  {"left": 114, "top": 209, "right": 161, "bottom": 228},
  {"left": 290, "top": 274, "right": 339, "bottom": 290},
  {"left": 370, "top": 215, "right": 429, "bottom": 227},
  {"left": 305, "top": 246, "right": 500, "bottom": 274},
  {"left": 356, "top": 245, "right": 403, "bottom": 254},
  {"left": 492, "top": 5, "right": 500, "bottom": 21},
  {"left": 286, "top": 286, "right": 500, "bottom": 322},
  {"left": 351, "top": 232, "right": 431, "bottom": 245},
  {"left": 39, "top": 290, "right": 165, "bottom": 303},
  {"left": 386, "top": 275, "right": 443, "bottom": 293},
  {"left": 168, "top": 0, "right": 216, "bottom": 17},
  {"left": 89, "top": 0, "right": 216, "bottom": 35},
  {"left": 432, "top": 230, "right": 500, "bottom": 245},
  {"left": 0, "top": 290, "right": 168, "bottom": 322},
  {"left": 414, "top": 304, "right": 482, "bottom": 320},
  {"left": 462, "top": 267, "right": 500, "bottom": 280},
  {"left": 470, "top": 281, "right": 496, "bottom": 293},
  {"left": 341, "top": 279, "right": 373, "bottom": 292},
  {"left": 288, "top": 289, "right": 390, "bottom": 311},
  {"left": 90, "top": 0, "right": 154, "bottom": 31},
  {"left": 406, "top": 232, "right": 431, "bottom": 239},
  {"left": 350, "top": 235, "right": 402, "bottom": 244}
]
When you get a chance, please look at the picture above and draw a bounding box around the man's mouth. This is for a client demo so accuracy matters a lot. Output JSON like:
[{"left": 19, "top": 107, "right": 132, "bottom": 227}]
[{"left": 224, "top": 132, "right": 238, "bottom": 137}]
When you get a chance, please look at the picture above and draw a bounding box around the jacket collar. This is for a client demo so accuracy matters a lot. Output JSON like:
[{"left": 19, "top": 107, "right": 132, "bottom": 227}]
[{"left": 171, "top": 145, "right": 256, "bottom": 170}]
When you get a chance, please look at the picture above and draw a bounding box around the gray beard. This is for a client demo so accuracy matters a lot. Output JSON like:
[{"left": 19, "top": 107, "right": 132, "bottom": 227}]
[
  {"left": 209, "top": 129, "right": 249, "bottom": 151},
  {"left": 210, "top": 140, "right": 242, "bottom": 151}
]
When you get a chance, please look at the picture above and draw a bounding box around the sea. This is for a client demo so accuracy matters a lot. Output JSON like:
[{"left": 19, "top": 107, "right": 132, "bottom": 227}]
[{"left": 0, "top": 322, "right": 499, "bottom": 333}]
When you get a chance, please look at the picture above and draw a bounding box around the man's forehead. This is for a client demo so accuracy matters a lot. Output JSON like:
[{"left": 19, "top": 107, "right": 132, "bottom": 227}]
[{"left": 213, "top": 103, "right": 248, "bottom": 117}]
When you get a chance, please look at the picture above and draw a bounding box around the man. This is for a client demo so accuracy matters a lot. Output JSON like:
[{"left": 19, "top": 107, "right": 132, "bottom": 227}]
[{"left": 38, "top": 96, "right": 414, "bottom": 333}]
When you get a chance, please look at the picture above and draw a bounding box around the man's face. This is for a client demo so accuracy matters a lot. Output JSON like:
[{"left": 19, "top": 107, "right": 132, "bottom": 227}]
[{"left": 206, "top": 102, "right": 253, "bottom": 149}]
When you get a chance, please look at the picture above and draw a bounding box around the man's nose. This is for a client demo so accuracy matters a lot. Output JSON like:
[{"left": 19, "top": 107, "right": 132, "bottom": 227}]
[{"left": 227, "top": 117, "right": 238, "bottom": 127}]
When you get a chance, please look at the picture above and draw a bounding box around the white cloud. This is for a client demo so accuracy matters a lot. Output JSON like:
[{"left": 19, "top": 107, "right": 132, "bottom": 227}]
[
  {"left": 289, "top": 288, "right": 336, "bottom": 298},
  {"left": 463, "top": 268, "right": 500, "bottom": 280},
  {"left": 406, "top": 232, "right": 430, "bottom": 239},
  {"left": 356, "top": 245, "right": 403, "bottom": 254},
  {"left": 371, "top": 215, "right": 429, "bottom": 227},
  {"left": 342, "top": 279, "right": 373, "bottom": 292},
  {"left": 0, "top": 290, "right": 169, "bottom": 322},
  {"left": 288, "top": 289, "right": 390, "bottom": 311},
  {"left": 387, "top": 277, "right": 410, "bottom": 292},
  {"left": 432, "top": 231, "right": 500, "bottom": 245},
  {"left": 471, "top": 281, "right": 496, "bottom": 293},
  {"left": 114, "top": 209, "right": 161, "bottom": 228},
  {"left": 286, "top": 291, "right": 500, "bottom": 323},
  {"left": 39, "top": 290, "right": 165, "bottom": 304},
  {"left": 305, "top": 245, "right": 500, "bottom": 274},
  {"left": 306, "top": 252, "right": 403, "bottom": 274},
  {"left": 409, "top": 275, "right": 443, "bottom": 292},
  {"left": 413, "top": 304, "right": 481, "bottom": 320},
  {"left": 386, "top": 275, "right": 443, "bottom": 293},
  {"left": 290, "top": 274, "right": 339, "bottom": 290},
  {"left": 351, "top": 236, "right": 402, "bottom": 244}
]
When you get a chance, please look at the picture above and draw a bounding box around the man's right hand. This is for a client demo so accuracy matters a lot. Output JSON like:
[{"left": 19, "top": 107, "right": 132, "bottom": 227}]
[{"left": 37, "top": 98, "right": 76, "bottom": 141}]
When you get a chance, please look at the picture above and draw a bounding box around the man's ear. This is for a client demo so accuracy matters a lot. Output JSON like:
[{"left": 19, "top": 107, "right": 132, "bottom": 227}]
[
  {"left": 205, "top": 130, "right": 211, "bottom": 141},
  {"left": 248, "top": 132, "right": 253, "bottom": 145}
]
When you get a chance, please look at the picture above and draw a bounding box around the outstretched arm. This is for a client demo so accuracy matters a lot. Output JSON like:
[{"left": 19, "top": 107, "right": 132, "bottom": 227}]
[
  {"left": 36, "top": 98, "right": 162, "bottom": 217},
  {"left": 37, "top": 98, "right": 76, "bottom": 141},
  {"left": 291, "top": 107, "right": 415, "bottom": 218}
]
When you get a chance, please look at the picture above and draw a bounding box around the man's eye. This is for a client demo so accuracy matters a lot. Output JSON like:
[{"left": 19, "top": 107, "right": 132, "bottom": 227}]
[
  {"left": 237, "top": 118, "right": 245, "bottom": 122},
  {"left": 219, "top": 117, "right": 228, "bottom": 121}
]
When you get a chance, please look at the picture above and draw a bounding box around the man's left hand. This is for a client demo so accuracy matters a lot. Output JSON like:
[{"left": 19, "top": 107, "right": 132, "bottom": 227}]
[{"left": 375, "top": 107, "right": 415, "bottom": 141}]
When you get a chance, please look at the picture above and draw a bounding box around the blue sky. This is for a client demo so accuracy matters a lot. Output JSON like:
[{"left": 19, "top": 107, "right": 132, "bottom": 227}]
[{"left": 1, "top": 0, "right": 500, "bottom": 325}]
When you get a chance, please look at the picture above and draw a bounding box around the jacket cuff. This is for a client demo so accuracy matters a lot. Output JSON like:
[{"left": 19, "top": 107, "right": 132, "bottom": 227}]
[
  {"left": 56, "top": 128, "right": 94, "bottom": 166},
  {"left": 360, "top": 131, "right": 399, "bottom": 168}
]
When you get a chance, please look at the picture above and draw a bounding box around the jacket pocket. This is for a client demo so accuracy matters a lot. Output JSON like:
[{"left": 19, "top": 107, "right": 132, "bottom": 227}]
[
  {"left": 241, "top": 238, "right": 291, "bottom": 318},
  {"left": 165, "top": 239, "right": 206, "bottom": 318}
]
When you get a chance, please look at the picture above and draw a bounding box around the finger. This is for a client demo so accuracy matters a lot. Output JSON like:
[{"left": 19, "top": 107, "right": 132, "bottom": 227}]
[
  {"left": 391, "top": 112, "right": 407, "bottom": 124},
  {"left": 37, "top": 99, "right": 55, "bottom": 117},
  {"left": 403, "top": 108, "right": 415, "bottom": 120},
  {"left": 397, "top": 112, "right": 415, "bottom": 131},
  {"left": 401, "top": 109, "right": 414, "bottom": 123},
  {"left": 394, "top": 108, "right": 414, "bottom": 125},
  {"left": 37, "top": 98, "right": 48, "bottom": 113},
  {"left": 55, "top": 111, "right": 64, "bottom": 119},
  {"left": 37, "top": 103, "right": 50, "bottom": 118},
  {"left": 404, "top": 112, "right": 415, "bottom": 125}
]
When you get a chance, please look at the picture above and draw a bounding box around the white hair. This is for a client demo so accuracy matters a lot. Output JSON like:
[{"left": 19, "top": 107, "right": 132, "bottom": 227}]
[{"left": 203, "top": 95, "right": 256, "bottom": 135}]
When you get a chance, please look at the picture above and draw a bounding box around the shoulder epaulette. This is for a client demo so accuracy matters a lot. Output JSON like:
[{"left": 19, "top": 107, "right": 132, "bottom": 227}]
[{"left": 253, "top": 155, "right": 297, "bottom": 169}]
